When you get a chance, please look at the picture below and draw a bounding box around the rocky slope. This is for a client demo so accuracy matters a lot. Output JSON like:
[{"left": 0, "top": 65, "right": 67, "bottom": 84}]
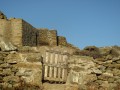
[
  {"left": 0, "top": 37, "right": 120, "bottom": 90},
  {"left": 69, "top": 46, "right": 120, "bottom": 90}
]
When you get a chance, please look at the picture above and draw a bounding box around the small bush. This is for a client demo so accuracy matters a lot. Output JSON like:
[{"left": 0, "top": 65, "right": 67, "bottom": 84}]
[
  {"left": 74, "top": 46, "right": 101, "bottom": 59},
  {"left": 109, "top": 48, "right": 119, "bottom": 57}
]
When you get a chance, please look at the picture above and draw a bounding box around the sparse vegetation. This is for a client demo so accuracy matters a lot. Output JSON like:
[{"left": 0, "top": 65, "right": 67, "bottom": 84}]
[{"left": 74, "top": 46, "right": 102, "bottom": 59}]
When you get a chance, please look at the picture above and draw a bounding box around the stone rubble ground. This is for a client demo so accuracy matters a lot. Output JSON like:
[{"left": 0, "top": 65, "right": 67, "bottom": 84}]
[{"left": 0, "top": 45, "right": 119, "bottom": 90}]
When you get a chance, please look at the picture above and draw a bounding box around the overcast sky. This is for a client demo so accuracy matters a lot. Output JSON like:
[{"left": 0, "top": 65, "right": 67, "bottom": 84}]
[{"left": 0, "top": 0, "right": 120, "bottom": 49}]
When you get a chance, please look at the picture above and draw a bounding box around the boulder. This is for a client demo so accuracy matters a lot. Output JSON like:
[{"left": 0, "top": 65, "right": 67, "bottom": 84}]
[{"left": 0, "top": 37, "right": 17, "bottom": 51}]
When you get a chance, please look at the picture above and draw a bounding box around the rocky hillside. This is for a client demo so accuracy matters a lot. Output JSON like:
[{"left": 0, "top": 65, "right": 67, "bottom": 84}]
[
  {"left": 0, "top": 11, "right": 120, "bottom": 90},
  {"left": 0, "top": 37, "right": 120, "bottom": 90},
  {"left": 69, "top": 46, "right": 120, "bottom": 90}
]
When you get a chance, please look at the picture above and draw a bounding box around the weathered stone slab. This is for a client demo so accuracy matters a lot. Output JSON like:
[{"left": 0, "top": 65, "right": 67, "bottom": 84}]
[{"left": 0, "top": 37, "right": 17, "bottom": 51}]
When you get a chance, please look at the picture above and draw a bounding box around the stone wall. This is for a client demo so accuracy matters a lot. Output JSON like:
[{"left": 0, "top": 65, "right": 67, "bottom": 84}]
[
  {"left": 22, "top": 20, "right": 38, "bottom": 46},
  {"left": 0, "top": 18, "right": 23, "bottom": 47},
  {"left": 48, "top": 30, "right": 57, "bottom": 46},
  {"left": 0, "top": 19, "right": 11, "bottom": 41},
  {"left": 0, "top": 18, "right": 39, "bottom": 47},
  {"left": 10, "top": 18, "right": 23, "bottom": 46},
  {"left": 37, "top": 28, "right": 49, "bottom": 45},
  {"left": 58, "top": 36, "right": 67, "bottom": 46},
  {"left": 0, "top": 51, "right": 43, "bottom": 89},
  {"left": 67, "top": 54, "right": 120, "bottom": 90},
  {"left": 37, "top": 29, "right": 57, "bottom": 46},
  {"left": 0, "top": 13, "right": 69, "bottom": 47}
]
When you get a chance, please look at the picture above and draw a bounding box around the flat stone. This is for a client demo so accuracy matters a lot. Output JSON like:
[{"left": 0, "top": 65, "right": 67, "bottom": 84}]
[
  {"left": 100, "top": 81, "right": 109, "bottom": 89},
  {"left": 11, "top": 67, "right": 18, "bottom": 73},
  {"left": 0, "top": 60, "right": 4, "bottom": 64},
  {"left": 3, "top": 69, "right": 13, "bottom": 76},
  {"left": 0, "top": 63, "right": 10, "bottom": 69},
  {"left": 95, "top": 80, "right": 103, "bottom": 85},
  {"left": 109, "top": 64, "right": 120, "bottom": 69},
  {"left": 83, "top": 74, "right": 97, "bottom": 84},
  {"left": 0, "top": 55, "right": 4, "bottom": 60},
  {"left": 112, "top": 69, "right": 120, "bottom": 76},
  {"left": 98, "top": 75, "right": 107, "bottom": 81},
  {"left": 103, "top": 72, "right": 113, "bottom": 77},
  {"left": 106, "top": 55, "right": 113, "bottom": 60},
  {"left": 97, "top": 65, "right": 106, "bottom": 72},
  {"left": 7, "top": 84, "right": 12, "bottom": 88},
  {"left": 112, "top": 57, "right": 120, "bottom": 61},
  {"left": 92, "top": 69, "right": 102, "bottom": 74},
  {"left": 0, "top": 36, "right": 17, "bottom": 51},
  {"left": 116, "top": 78, "right": 120, "bottom": 83},
  {"left": 0, "top": 76, "right": 3, "bottom": 83},
  {"left": 116, "top": 60, "right": 120, "bottom": 64},
  {"left": 108, "top": 78, "right": 115, "bottom": 83},
  {"left": 109, "top": 83, "right": 117, "bottom": 90}
]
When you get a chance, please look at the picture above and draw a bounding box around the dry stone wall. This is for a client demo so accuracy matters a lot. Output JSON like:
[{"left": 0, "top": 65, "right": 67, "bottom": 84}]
[
  {"left": 0, "top": 12, "right": 70, "bottom": 48},
  {"left": 37, "top": 28, "right": 49, "bottom": 45},
  {"left": 10, "top": 19, "right": 23, "bottom": 46},
  {"left": 0, "top": 43, "right": 120, "bottom": 90},
  {"left": 58, "top": 36, "right": 67, "bottom": 46},
  {"left": 22, "top": 20, "right": 38, "bottom": 46},
  {"left": 0, "top": 18, "right": 23, "bottom": 47},
  {"left": 0, "top": 51, "right": 43, "bottom": 90},
  {"left": 1, "top": 12, "right": 120, "bottom": 90},
  {"left": 67, "top": 54, "right": 120, "bottom": 90},
  {"left": 37, "top": 29, "right": 57, "bottom": 46},
  {"left": 48, "top": 30, "right": 57, "bottom": 46},
  {"left": 0, "top": 19, "right": 12, "bottom": 41}
]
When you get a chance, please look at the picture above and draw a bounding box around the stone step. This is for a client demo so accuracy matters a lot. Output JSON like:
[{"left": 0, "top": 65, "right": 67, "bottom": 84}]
[{"left": 43, "top": 83, "right": 66, "bottom": 90}]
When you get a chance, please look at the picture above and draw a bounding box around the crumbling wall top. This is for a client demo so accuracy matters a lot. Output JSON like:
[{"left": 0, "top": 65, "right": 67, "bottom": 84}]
[{"left": 0, "top": 11, "right": 7, "bottom": 19}]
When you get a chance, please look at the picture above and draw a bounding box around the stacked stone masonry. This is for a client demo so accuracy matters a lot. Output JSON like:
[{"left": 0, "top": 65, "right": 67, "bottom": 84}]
[
  {"left": 58, "top": 36, "right": 67, "bottom": 46},
  {"left": 37, "top": 28, "right": 57, "bottom": 46},
  {"left": 0, "top": 13, "right": 68, "bottom": 47},
  {"left": 1, "top": 12, "right": 120, "bottom": 90}
]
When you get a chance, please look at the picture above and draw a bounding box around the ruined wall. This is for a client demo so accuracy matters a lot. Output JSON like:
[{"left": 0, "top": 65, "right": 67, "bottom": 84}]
[
  {"left": 0, "top": 18, "right": 39, "bottom": 47},
  {"left": 37, "top": 29, "right": 57, "bottom": 46},
  {"left": 0, "top": 14, "right": 67, "bottom": 47},
  {"left": 0, "top": 11, "right": 7, "bottom": 19},
  {"left": 0, "top": 18, "right": 22, "bottom": 47},
  {"left": 22, "top": 20, "right": 38, "bottom": 46},
  {"left": 0, "top": 51, "right": 43, "bottom": 89},
  {"left": 37, "top": 28, "right": 49, "bottom": 45},
  {"left": 10, "top": 18, "right": 23, "bottom": 46},
  {"left": 48, "top": 30, "right": 57, "bottom": 46},
  {"left": 58, "top": 36, "right": 67, "bottom": 46},
  {"left": 0, "top": 19, "right": 12, "bottom": 41}
]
